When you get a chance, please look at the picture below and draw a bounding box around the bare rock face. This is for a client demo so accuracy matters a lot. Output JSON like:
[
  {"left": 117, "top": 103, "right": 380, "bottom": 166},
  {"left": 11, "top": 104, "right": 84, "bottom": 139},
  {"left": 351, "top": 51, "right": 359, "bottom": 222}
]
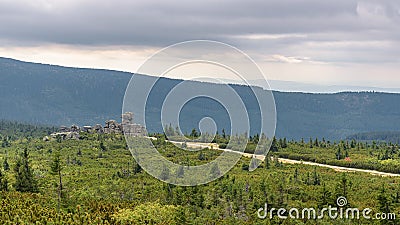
[
  {"left": 48, "top": 112, "right": 146, "bottom": 141},
  {"left": 50, "top": 132, "right": 79, "bottom": 140},
  {"left": 121, "top": 112, "right": 146, "bottom": 136},
  {"left": 106, "top": 120, "right": 121, "bottom": 133},
  {"left": 94, "top": 124, "right": 104, "bottom": 134},
  {"left": 70, "top": 125, "right": 80, "bottom": 132},
  {"left": 59, "top": 126, "right": 69, "bottom": 132},
  {"left": 82, "top": 126, "right": 92, "bottom": 133},
  {"left": 122, "top": 112, "right": 133, "bottom": 125},
  {"left": 122, "top": 124, "right": 147, "bottom": 136},
  {"left": 66, "top": 132, "right": 80, "bottom": 140},
  {"left": 105, "top": 120, "right": 119, "bottom": 134}
]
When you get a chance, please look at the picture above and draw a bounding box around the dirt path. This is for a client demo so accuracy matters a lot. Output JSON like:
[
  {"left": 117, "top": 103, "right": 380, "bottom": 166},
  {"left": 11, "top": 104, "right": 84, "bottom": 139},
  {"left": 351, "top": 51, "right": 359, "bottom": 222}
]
[
  {"left": 277, "top": 157, "right": 400, "bottom": 177},
  {"left": 147, "top": 137, "right": 400, "bottom": 177}
]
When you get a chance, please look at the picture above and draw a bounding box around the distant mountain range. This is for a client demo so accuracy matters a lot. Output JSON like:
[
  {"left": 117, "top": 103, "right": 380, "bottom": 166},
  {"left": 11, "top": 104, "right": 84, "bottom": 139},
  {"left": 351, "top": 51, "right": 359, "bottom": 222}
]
[
  {"left": 267, "top": 80, "right": 400, "bottom": 93},
  {"left": 347, "top": 131, "right": 400, "bottom": 143},
  {"left": 218, "top": 78, "right": 400, "bottom": 93},
  {"left": 1, "top": 57, "right": 400, "bottom": 140}
]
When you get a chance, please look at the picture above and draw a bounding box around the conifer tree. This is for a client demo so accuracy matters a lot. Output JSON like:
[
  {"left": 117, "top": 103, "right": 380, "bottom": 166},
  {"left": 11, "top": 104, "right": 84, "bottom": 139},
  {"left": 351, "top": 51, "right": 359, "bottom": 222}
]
[
  {"left": 265, "top": 156, "right": 270, "bottom": 169},
  {"left": 0, "top": 169, "right": 8, "bottom": 191},
  {"left": 282, "top": 138, "right": 288, "bottom": 148},
  {"left": 222, "top": 128, "right": 226, "bottom": 139},
  {"left": 314, "top": 138, "right": 319, "bottom": 147},
  {"left": 133, "top": 160, "right": 142, "bottom": 174},
  {"left": 270, "top": 137, "right": 279, "bottom": 152},
  {"left": 3, "top": 158, "right": 9, "bottom": 171},
  {"left": 14, "top": 148, "right": 38, "bottom": 193},
  {"left": 99, "top": 141, "right": 107, "bottom": 152},
  {"left": 176, "top": 165, "right": 184, "bottom": 178},
  {"left": 313, "top": 167, "right": 320, "bottom": 185},
  {"left": 50, "top": 151, "right": 63, "bottom": 212},
  {"left": 318, "top": 183, "right": 331, "bottom": 207},
  {"left": 160, "top": 165, "right": 170, "bottom": 180},
  {"left": 293, "top": 167, "right": 298, "bottom": 182},
  {"left": 337, "top": 173, "right": 348, "bottom": 198},
  {"left": 377, "top": 185, "right": 392, "bottom": 213}
]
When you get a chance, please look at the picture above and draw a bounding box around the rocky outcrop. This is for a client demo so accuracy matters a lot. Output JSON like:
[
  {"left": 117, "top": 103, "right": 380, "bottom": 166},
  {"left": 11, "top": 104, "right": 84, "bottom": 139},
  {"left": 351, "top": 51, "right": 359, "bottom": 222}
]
[
  {"left": 50, "top": 131, "right": 80, "bottom": 140},
  {"left": 48, "top": 112, "right": 146, "bottom": 140},
  {"left": 104, "top": 120, "right": 122, "bottom": 134}
]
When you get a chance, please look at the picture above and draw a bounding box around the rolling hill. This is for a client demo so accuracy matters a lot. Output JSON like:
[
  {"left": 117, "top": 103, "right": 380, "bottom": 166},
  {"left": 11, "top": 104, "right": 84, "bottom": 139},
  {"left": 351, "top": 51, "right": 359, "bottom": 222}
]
[{"left": 1, "top": 57, "right": 400, "bottom": 140}]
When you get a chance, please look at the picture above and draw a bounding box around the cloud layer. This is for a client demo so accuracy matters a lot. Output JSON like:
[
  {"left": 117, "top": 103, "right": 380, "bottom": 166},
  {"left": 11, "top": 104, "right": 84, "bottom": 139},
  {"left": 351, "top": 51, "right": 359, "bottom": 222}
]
[{"left": 0, "top": 0, "right": 399, "bottom": 89}]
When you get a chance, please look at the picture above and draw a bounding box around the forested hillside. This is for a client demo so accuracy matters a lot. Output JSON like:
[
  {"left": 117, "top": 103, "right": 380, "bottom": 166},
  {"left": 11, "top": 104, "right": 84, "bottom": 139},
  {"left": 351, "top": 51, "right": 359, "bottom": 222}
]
[
  {"left": 0, "top": 120, "right": 56, "bottom": 140},
  {"left": 347, "top": 131, "right": 400, "bottom": 143},
  {"left": 1, "top": 57, "right": 400, "bottom": 140}
]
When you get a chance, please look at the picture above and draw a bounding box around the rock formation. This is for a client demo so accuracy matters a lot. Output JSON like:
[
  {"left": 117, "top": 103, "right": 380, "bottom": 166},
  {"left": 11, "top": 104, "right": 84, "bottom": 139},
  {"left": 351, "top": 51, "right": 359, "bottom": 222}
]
[{"left": 48, "top": 112, "right": 146, "bottom": 140}]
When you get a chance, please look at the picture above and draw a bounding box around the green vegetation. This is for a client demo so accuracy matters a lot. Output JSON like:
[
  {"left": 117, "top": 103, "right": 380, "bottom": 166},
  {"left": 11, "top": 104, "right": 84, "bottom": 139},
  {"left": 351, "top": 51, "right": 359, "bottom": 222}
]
[
  {"left": 0, "top": 130, "right": 399, "bottom": 224},
  {"left": 4, "top": 57, "right": 400, "bottom": 140},
  {"left": 0, "top": 120, "right": 56, "bottom": 140},
  {"left": 275, "top": 137, "right": 400, "bottom": 174}
]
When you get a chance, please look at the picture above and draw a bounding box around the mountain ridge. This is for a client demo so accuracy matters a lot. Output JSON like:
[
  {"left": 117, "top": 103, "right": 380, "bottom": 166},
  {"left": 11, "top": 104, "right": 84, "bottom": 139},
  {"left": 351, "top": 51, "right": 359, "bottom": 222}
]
[{"left": 1, "top": 57, "right": 400, "bottom": 140}]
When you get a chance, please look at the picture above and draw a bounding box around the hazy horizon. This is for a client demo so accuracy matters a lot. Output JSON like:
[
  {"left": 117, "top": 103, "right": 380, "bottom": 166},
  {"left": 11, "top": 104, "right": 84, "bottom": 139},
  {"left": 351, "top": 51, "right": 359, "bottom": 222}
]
[
  {"left": 3, "top": 56, "right": 400, "bottom": 94},
  {"left": 0, "top": 0, "right": 399, "bottom": 92}
]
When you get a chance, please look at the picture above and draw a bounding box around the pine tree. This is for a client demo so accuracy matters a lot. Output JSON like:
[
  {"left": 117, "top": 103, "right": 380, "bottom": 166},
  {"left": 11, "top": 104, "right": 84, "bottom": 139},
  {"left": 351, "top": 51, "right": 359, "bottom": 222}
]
[
  {"left": 99, "top": 141, "right": 107, "bottom": 152},
  {"left": 318, "top": 183, "right": 331, "bottom": 207},
  {"left": 160, "top": 165, "right": 170, "bottom": 180},
  {"left": 293, "top": 168, "right": 298, "bottom": 182},
  {"left": 176, "top": 165, "right": 184, "bottom": 178},
  {"left": 222, "top": 128, "right": 226, "bottom": 139},
  {"left": 350, "top": 140, "right": 356, "bottom": 148},
  {"left": 198, "top": 152, "right": 206, "bottom": 161},
  {"left": 337, "top": 173, "right": 348, "bottom": 198},
  {"left": 336, "top": 146, "right": 343, "bottom": 160},
  {"left": 270, "top": 137, "right": 279, "bottom": 152},
  {"left": 377, "top": 185, "right": 391, "bottom": 213},
  {"left": 313, "top": 167, "right": 320, "bottom": 185},
  {"left": 265, "top": 156, "right": 270, "bottom": 169},
  {"left": 241, "top": 163, "right": 249, "bottom": 171},
  {"left": 133, "top": 160, "right": 142, "bottom": 174},
  {"left": 282, "top": 138, "right": 288, "bottom": 148},
  {"left": 314, "top": 138, "right": 319, "bottom": 147},
  {"left": 3, "top": 158, "right": 9, "bottom": 171},
  {"left": 50, "top": 152, "right": 63, "bottom": 212},
  {"left": 167, "top": 123, "right": 175, "bottom": 136},
  {"left": 175, "top": 126, "right": 180, "bottom": 136},
  {"left": 304, "top": 172, "right": 311, "bottom": 185},
  {"left": 190, "top": 128, "right": 199, "bottom": 139},
  {"left": 14, "top": 148, "right": 38, "bottom": 193},
  {"left": 274, "top": 156, "right": 282, "bottom": 168},
  {"left": 0, "top": 169, "right": 8, "bottom": 191},
  {"left": 1, "top": 137, "right": 9, "bottom": 148}
]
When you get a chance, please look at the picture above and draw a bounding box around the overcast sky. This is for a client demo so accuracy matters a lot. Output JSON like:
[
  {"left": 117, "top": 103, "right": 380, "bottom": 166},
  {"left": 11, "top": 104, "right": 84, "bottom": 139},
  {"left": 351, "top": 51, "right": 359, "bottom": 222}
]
[{"left": 0, "top": 0, "right": 399, "bottom": 91}]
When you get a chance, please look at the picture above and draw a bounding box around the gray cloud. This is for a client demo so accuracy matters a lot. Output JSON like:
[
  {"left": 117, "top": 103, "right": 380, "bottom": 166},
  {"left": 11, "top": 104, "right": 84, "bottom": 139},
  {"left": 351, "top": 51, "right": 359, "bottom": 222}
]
[{"left": 0, "top": 0, "right": 399, "bottom": 64}]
